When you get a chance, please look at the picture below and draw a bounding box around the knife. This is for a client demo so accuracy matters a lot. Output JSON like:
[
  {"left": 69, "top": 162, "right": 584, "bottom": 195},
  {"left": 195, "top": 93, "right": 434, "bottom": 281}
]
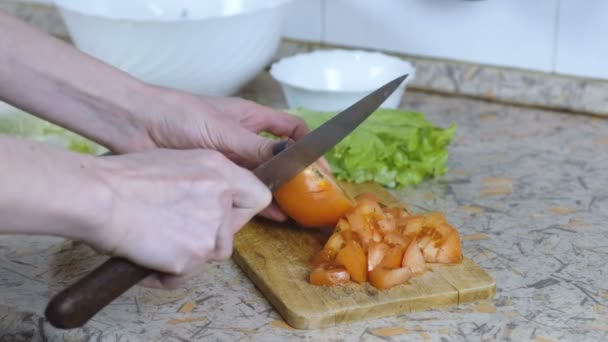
[{"left": 44, "top": 74, "right": 408, "bottom": 329}]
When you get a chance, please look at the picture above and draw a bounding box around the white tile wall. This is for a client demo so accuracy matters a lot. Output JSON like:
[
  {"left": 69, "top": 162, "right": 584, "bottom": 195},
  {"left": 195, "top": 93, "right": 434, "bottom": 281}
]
[
  {"left": 554, "top": 0, "right": 608, "bottom": 79},
  {"left": 281, "top": 0, "right": 324, "bottom": 42},
  {"left": 322, "top": 0, "right": 557, "bottom": 72}
]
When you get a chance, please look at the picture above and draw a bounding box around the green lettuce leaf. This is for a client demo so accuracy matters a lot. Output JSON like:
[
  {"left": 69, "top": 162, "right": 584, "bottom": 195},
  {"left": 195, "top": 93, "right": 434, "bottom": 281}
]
[
  {"left": 286, "top": 107, "right": 456, "bottom": 188},
  {"left": 0, "top": 111, "right": 107, "bottom": 155}
]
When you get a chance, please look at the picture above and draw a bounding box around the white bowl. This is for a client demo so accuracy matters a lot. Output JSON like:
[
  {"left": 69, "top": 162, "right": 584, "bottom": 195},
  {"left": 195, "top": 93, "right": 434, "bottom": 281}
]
[
  {"left": 270, "top": 49, "right": 415, "bottom": 112},
  {"left": 53, "top": 0, "right": 292, "bottom": 96}
]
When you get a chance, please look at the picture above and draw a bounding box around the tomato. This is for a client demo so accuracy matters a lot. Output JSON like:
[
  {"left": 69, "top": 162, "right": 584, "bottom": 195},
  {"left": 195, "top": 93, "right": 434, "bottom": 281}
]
[
  {"left": 377, "top": 213, "right": 397, "bottom": 233},
  {"left": 310, "top": 267, "right": 350, "bottom": 286},
  {"left": 323, "top": 231, "right": 345, "bottom": 257},
  {"left": 311, "top": 249, "right": 333, "bottom": 268},
  {"left": 381, "top": 245, "right": 406, "bottom": 269},
  {"left": 369, "top": 267, "right": 412, "bottom": 290},
  {"left": 402, "top": 238, "right": 426, "bottom": 275},
  {"left": 335, "top": 240, "right": 367, "bottom": 283},
  {"left": 367, "top": 241, "right": 389, "bottom": 271},
  {"left": 401, "top": 215, "right": 424, "bottom": 234},
  {"left": 307, "top": 190, "right": 463, "bottom": 290},
  {"left": 274, "top": 161, "right": 355, "bottom": 228},
  {"left": 384, "top": 231, "right": 407, "bottom": 246},
  {"left": 436, "top": 230, "right": 463, "bottom": 264}
]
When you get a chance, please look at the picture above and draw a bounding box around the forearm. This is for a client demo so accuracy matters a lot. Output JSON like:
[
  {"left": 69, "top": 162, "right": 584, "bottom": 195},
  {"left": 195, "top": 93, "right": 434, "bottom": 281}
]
[
  {"left": 0, "top": 134, "right": 110, "bottom": 242},
  {"left": 0, "top": 11, "right": 155, "bottom": 153}
]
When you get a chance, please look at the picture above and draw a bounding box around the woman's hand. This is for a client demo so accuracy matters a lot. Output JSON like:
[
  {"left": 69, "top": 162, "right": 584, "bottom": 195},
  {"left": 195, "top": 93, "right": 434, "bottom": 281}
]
[
  {"left": 142, "top": 88, "right": 309, "bottom": 167},
  {"left": 92, "top": 148, "right": 272, "bottom": 288},
  {"left": 136, "top": 87, "right": 315, "bottom": 221},
  {"left": 1, "top": 136, "right": 269, "bottom": 289}
]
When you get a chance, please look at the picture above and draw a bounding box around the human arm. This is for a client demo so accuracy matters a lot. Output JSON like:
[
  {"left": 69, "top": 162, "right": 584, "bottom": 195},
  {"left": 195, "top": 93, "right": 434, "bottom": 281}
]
[{"left": 0, "top": 134, "right": 271, "bottom": 287}]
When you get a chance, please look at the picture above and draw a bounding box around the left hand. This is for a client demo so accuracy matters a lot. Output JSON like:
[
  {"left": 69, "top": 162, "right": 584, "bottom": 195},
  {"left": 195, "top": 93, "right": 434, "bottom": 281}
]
[{"left": 135, "top": 86, "right": 312, "bottom": 221}]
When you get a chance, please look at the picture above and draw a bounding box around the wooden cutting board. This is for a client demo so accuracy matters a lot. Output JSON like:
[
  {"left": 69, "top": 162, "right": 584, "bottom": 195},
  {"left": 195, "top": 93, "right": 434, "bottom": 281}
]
[{"left": 232, "top": 182, "right": 496, "bottom": 330}]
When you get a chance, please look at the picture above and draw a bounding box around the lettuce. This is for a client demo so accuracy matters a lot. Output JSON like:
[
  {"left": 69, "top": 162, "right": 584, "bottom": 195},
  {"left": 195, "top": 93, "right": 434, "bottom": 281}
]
[
  {"left": 0, "top": 111, "right": 107, "bottom": 155},
  {"left": 288, "top": 108, "right": 456, "bottom": 188}
]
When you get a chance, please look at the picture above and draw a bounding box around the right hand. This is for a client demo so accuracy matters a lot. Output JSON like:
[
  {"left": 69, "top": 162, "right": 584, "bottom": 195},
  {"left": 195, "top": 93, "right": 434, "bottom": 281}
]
[{"left": 90, "top": 149, "right": 271, "bottom": 289}]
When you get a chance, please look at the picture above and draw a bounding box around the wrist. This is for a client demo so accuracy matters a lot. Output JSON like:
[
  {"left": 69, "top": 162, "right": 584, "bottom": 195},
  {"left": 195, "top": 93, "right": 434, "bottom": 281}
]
[{"left": 0, "top": 137, "right": 114, "bottom": 245}]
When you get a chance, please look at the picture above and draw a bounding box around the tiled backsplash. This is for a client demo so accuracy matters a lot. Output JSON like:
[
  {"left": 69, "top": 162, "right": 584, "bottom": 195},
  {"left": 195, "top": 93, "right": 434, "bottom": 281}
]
[{"left": 283, "top": 0, "right": 608, "bottom": 80}]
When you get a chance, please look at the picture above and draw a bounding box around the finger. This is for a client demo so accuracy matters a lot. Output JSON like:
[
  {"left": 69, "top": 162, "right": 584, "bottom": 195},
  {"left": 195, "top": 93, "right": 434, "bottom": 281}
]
[
  {"left": 211, "top": 189, "right": 236, "bottom": 261},
  {"left": 258, "top": 202, "right": 288, "bottom": 222},
  {"left": 240, "top": 103, "right": 309, "bottom": 140},
  {"left": 210, "top": 207, "right": 256, "bottom": 261},
  {"left": 139, "top": 273, "right": 191, "bottom": 290},
  {"left": 219, "top": 125, "right": 282, "bottom": 169},
  {"left": 217, "top": 147, "right": 273, "bottom": 211}
]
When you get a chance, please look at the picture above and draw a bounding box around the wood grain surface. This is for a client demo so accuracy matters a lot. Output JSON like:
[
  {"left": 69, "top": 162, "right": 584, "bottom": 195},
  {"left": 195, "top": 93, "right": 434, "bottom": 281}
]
[{"left": 232, "top": 182, "right": 496, "bottom": 329}]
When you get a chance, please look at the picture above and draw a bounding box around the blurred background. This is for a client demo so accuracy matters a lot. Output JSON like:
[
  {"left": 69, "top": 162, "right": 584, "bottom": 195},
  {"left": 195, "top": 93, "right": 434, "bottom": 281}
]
[
  {"left": 1, "top": 0, "right": 606, "bottom": 117},
  {"left": 2, "top": 0, "right": 604, "bottom": 79}
]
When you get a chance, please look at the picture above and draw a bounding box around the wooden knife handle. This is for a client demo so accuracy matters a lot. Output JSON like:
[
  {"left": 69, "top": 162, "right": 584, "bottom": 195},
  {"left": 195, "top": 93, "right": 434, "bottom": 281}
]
[{"left": 45, "top": 257, "right": 151, "bottom": 329}]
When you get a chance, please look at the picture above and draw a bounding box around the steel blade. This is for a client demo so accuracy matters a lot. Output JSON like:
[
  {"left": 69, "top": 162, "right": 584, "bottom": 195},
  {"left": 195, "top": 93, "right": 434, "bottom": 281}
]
[{"left": 254, "top": 74, "right": 408, "bottom": 191}]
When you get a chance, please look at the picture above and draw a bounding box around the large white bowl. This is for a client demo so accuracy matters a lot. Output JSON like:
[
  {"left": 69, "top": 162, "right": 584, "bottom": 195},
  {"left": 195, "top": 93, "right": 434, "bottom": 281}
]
[
  {"left": 270, "top": 49, "right": 416, "bottom": 112},
  {"left": 53, "top": 0, "right": 292, "bottom": 96}
]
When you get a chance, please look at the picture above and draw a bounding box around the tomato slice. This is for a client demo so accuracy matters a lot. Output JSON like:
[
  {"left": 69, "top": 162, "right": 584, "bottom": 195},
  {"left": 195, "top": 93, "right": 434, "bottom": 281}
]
[
  {"left": 369, "top": 267, "right": 412, "bottom": 290},
  {"left": 306, "top": 188, "right": 462, "bottom": 290},
  {"left": 310, "top": 267, "right": 350, "bottom": 286},
  {"left": 377, "top": 213, "right": 397, "bottom": 233},
  {"left": 380, "top": 245, "right": 406, "bottom": 269},
  {"left": 436, "top": 231, "right": 463, "bottom": 264},
  {"left": 274, "top": 161, "right": 355, "bottom": 228},
  {"left": 383, "top": 231, "right": 407, "bottom": 246},
  {"left": 402, "top": 238, "right": 426, "bottom": 275},
  {"left": 335, "top": 240, "right": 367, "bottom": 283},
  {"left": 311, "top": 249, "right": 333, "bottom": 268},
  {"left": 367, "top": 241, "right": 389, "bottom": 271},
  {"left": 323, "top": 231, "right": 345, "bottom": 257},
  {"left": 402, "top": 215, "right": 424, "bottom": 234}
]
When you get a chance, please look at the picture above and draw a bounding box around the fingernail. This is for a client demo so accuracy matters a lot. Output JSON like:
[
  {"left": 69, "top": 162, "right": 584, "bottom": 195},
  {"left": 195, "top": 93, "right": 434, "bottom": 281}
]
[{"left": 272, "top": 139, "right": 289, "bottom": 156}]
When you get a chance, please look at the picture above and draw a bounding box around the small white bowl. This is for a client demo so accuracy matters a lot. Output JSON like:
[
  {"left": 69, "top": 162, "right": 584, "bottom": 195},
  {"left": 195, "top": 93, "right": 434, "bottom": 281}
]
[
  {"left": 53, "top": 0, "right": 292, "bottom": 96},
  {"left": 270, "top": 49, "right": 415, "bottom": 112}
]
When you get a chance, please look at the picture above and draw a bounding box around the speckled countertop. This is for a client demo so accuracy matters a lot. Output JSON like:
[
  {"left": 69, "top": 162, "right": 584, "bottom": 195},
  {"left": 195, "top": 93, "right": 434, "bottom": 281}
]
[{"left": 1, "top": 71, "right": 607, "bottom": 341}]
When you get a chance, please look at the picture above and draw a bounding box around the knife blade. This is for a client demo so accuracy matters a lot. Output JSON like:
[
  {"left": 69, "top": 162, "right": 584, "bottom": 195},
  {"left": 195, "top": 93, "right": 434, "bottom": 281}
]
[
  {"left": 44, "top": 74, "right": 408, "bottom": 329},
  {"left": 255, "top": 74, "right": 408, "bottom": 192}
]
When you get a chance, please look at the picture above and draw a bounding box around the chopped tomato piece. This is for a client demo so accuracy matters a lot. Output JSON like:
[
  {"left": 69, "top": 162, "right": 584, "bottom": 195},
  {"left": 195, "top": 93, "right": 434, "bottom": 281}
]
[
  {"left": 341, "top": 229, "right": 355, "bottom": 242},
  {"left": 369, "top": 267, "right": 412, "bottom": 290},
  {"left": 367, "top": 241, "right": 390, "bottom": 272},
  {"left": 423, "top": 212, "right": 447, "bottom": 228},
  {"left": 436, "top": 232, "right": 463, "bottom": 264},
  {"left": 353, "top": 197, "right": 384, "bottom": 218},
  {"left": 403, "top": 238, "right": 426, "bottom": 275},
  {"left": 274, "top": 162, "right": 355, "bottom": 228},
  {"left": 377, "top": 213, "right": 397, "bottom": 233},
  {"left": 311, "top": 249, "right": 333, "bottom": 268},
  {"left": 372, "top": 229, "right": 383, "bottom": 243},
  {"left": 380, "top": 245, "right": 406, "bottom": 269},
  {"left": 402, "top": 215, "right": 424, "bottom": 234},
  {"left": 310, "top": 267, "right": 350, "bottom": 286},
  {"left": 347, "top": 210, "right": 371, "bottom": 233},
  {"left": 305, "top": 188, "right": 463, "bottom": 290},
  {"left": 324, "top": 231, "right": 345, "bottom": 256},
  {"left": 335, "top": 218, "right": 351, "bottom": 233},
  {"left": 335, "top": 240, "right": 367, "bottom": 283},
  {"left": 384, "top": 232, "right": 407, "bottom": 246}
]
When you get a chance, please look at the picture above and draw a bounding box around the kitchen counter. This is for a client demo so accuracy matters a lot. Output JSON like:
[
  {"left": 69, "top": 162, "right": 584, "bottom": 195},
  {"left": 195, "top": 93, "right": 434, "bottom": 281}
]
[{"left": 1, "top": 72, "right": 608, "bottom": 342}]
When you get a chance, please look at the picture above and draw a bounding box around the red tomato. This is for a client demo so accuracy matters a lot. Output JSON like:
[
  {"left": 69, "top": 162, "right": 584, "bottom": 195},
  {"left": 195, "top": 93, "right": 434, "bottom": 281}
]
[
  {"left": 369, "top": 267, "right": 412, "bottom": 290},
  {"left": 402, "top": 238, "right": 426, "bottom": 275},
  {"left": 335, "top": 240, "right": 367, "bottom": 283},
  {"left": 310, "top": 267, "right": 350, "bottom": 286},
  {"left": 367, "top": 241, "right": 389, "bottom": 272},
  {"left": 273, "top": 161, "right": 355, "bottom": 228}
]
